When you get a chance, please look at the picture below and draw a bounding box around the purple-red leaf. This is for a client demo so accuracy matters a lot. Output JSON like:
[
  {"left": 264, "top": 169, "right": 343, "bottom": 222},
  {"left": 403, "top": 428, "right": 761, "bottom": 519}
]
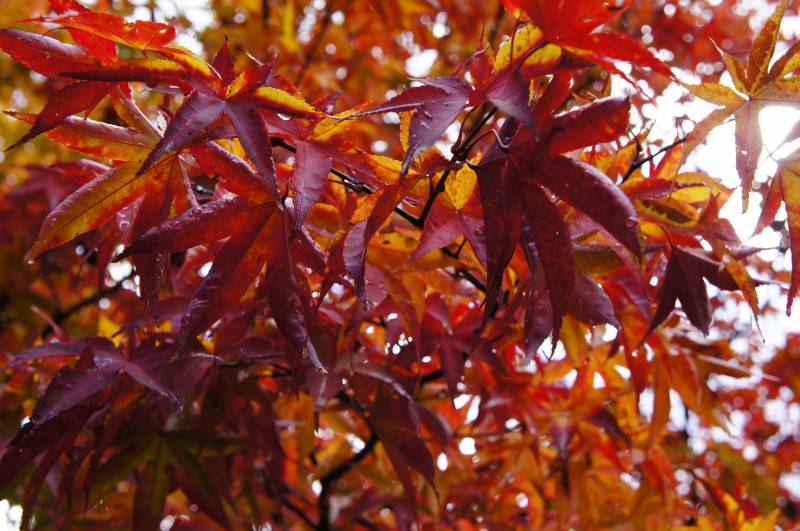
[
  {"left": 122, "top": 197, "right": 269, "bottom": 257},
  {"left": 290, "top": 142, "right": 332, "bottom": 233},
  {"left": 369, "top": 385, "right": 436, "bottom": 504},
  {"left": 0, "top": 405, "right": 94, "bottom": 492},
  {"left": 475, "top": 156, "right": 521, "bottom": 317},
  {"left": 223, "top": 102, "right": 282, "bottom": 204},
  {"left": 31, "top": 366, "right": 116, "bottom": 425},
  {"left": 356, "top": 79, "right": 470, "bottom": 176},
  {"left": 179, "top": 212, "right": 274, "bottom": 351},
  {"left": 518, "top": 183, "right": 574, "bottom": 338},
  {"left": 0, "top": 29, "right": 97, "bottom": 78},
  {"left": 265, "top": 213, "right": 326, "bottom": 371},
  {"left": 344, "top": 185, "right": 407, "bottom": 305},
  {"left": 520, "top": 153, "right": 642, "bottom": 257},
  {"left": 484, "top": 68, "right": 539, "bottom": 137},
  {"left": 570, "top": 273, "right": 620, "bottom": 327},
  {"left": 646, "top": 246, "right": 741, "bottom": 336},
  {"left": 524, "top": 284, "right": 553, "bottom": 362},
  {"left": 6, "top": 81, "right": 113, "bottom": 151},
  {"left": 212, "top": 38, "right": 236, "bottom": 86},
  {"left": 190, "top": 142, "right": 271, "bottom": 197},
  {"left": 545, "top": 96, "right": 630, "bottom": 154},
  {"left": 139, "top": 91, "right": 225, "bottom": 176}
]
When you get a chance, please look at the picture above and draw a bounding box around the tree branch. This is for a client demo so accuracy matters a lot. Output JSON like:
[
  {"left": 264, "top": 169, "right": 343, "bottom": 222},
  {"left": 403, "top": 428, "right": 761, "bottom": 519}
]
[
  {"left": 261, "top": 0, "right": 270, "bottom": 27},
  {"left": 417, "top": 106, "right": 497, "bottom": 227},
  {"left": 317, "top": 390, "right": 379, "bottom": 530},
  {"left": 42, "top": 278, "right": 127, "bottom": 338},
  {"left": 272, "top": 138, "right": 423, "bottom": 227},
  {"left": 316, "top": 433, "right": 378, "bottom": 530},
  {"left": 622, "top": 136, "right": 687, "bottom": 181},
  {"left": 279, "top": 492, "right": 317, "bottom": 529},
  {"left": 295, "top": 3, "right": 335, "bottom": 86}
]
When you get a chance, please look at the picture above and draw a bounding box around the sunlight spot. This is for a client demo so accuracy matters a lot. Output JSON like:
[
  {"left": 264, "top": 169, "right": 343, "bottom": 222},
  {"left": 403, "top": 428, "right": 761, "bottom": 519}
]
[
  {"left": 780, "top": 473, "right": 800, "bottom": 498},
  {"left": 108, "top": 261, "right": 132, "bottom": 282},
  {"left": 406, "top": 49, "right": 438, "bottom": 77},
  {"left": 561, "top": 369, "right": 577, "bottom": 388},
  {"left": 0, "top": 500, "right": 22, "bottom": 531},
  {"left": 437, "top": 453, "right": 448, "bottom": 471},
  {"left": 346, "top": 434, "right": 365, "bottom": 452},
  {"left": 159, "top": 515, "right": 175, "bottom": 531},
  {"left": 602, "top": 325, "right": 618, "bottom": 341},
  {"left": 315, "top": 427, "right": 334, "bottom": 440},
  {"left": 453, "top": 394, "right": 471, "bottom": 409},
  {"left": 458, "top": 437, "right": 476, "bottom": 455},
  {"left": 639, "top": 388, "right": 654, "bottom": 420},
  {"left": 198, "top": 262, "right": 212, "bottom": 278},
  {"left": 465, "top": 396, "right": 481, "bottom": 424},
  {"left": 620, "top": 472, "right": 640, "bottom": 489},
  {"left": 515, "top": 493, "right": 528, "bottom": 508}
]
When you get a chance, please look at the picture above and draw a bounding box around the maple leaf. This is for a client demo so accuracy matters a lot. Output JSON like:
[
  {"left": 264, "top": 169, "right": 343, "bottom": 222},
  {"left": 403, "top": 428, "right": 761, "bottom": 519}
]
[
  {"left": 0, "top": 0, "right": 797, "bottom": 528},
  {"left": 4, "top": 80, "right": 113, "bottom": 152},
  {"left": 12, "top": 338, "right": 179, "bottom": 410},
  {"left": 369, "top": 385, "right": 436, "bottom": 504},
  {"left": 495, "top": 1, "right": 673, "bottom": 81},
  {"left": 683, "top": 1, "right": 800, "bottom": 209},
  {"left": 47, "top": 35, "right": 323, "bottom": 205},
  {"left": 646, "top": 246, "right": 746, "bottom": 336},
  {"left": 0, "top": 28, "right": 100, "bottom": 78},
  {"left": 753, "top": 151, "right": 800, "bottom": 312},
  {"left": 356, "top": 63, "right": 540, "bottom": 178},
  {"left": 121, "top": 151, "right": 323, "bottom": 369}
]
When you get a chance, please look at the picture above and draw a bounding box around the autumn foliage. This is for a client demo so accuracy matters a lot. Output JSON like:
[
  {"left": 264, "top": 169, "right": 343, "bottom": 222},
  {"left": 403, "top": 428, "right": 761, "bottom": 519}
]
[{"left": 1, "top": 0, "right": 800, "bottom": 528}]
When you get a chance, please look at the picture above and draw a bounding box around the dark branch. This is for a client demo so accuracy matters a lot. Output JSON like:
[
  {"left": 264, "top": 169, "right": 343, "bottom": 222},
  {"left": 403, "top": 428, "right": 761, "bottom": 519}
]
[
  {"left": 295, "top": 4, "right": 335, "bottom": 86},
  {"left": 42, "top": 278, "right": 127, "bottom": 337},
  {"left": 623, "top": 136, "right": 687, "bottom": 181},
  {"left": 272, "top": 138, "right": 422, "bottom": 227},
  {"left": 417, "top": 106, "right": 497, "bottom": 227},
  {"left": 261, "top": 0, "right": 270, "bottom": 26},
  {"left": 317, "top": 389, "right": 379, "bottom": 531},
  {"left": 280, "top": 492, "right": 317, "bottom": 529},
  {"left": 317, "top": 433, "right": 378, "bottom": 527}
]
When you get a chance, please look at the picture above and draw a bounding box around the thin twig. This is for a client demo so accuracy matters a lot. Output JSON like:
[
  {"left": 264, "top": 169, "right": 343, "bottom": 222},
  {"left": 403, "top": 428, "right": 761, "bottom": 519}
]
[
  {"left": 486, "top": 3, "right": 506, "bottom": 47},
  {"left": 317, "top": 390, "right": 379, "bottom": 530},
  {"left": 622, "top": 136, "right": 687, "bottom": 181},
  {"left": 42, "top": 278, "right": 127, "bottom": 337},
  {"left": 261, "top": 0, "right": 270, "bottom": 27},
  {"left": 280, "top": 492, "right": 317, "bottom": 529},
  {"left": 316, "top": 433, "right": 378, "bottom": 530},
  {"left": 417, "top": 107, "right": 497, "bottom": 227},
  {"left": 273, "top": 138, "right": 422, "bottom": 227},
  {"left": 295, "top": 3, "right": 335, "bottom": 86}
]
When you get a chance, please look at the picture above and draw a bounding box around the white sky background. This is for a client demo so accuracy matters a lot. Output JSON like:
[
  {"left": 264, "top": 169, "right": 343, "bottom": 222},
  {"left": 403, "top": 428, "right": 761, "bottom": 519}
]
[{"left": 4, "top": 1, "right": 800, "bottom": 528}]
